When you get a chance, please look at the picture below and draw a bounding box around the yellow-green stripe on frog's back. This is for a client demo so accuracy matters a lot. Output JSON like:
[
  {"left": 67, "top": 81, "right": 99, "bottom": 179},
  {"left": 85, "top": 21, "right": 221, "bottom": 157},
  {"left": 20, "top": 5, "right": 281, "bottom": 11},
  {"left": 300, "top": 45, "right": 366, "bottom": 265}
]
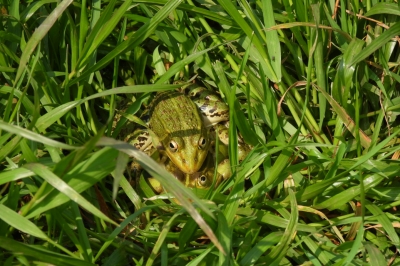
[{"left": 149, "top": 91, "right": 210, "bottom": 174}]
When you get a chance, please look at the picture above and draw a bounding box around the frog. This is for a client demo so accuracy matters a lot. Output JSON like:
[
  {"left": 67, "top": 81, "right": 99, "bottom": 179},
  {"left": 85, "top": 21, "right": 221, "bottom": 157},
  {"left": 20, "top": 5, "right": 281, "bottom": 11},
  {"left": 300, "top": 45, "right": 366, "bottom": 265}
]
[
  {"left": 148, "top": 90, "right": 210, "bottom": 174},
  {"left": 117, "top": 90, "right": 210, "bottom": 175},
  {"left": 119, "top": 83, "right": 251, "bottom": 193}
]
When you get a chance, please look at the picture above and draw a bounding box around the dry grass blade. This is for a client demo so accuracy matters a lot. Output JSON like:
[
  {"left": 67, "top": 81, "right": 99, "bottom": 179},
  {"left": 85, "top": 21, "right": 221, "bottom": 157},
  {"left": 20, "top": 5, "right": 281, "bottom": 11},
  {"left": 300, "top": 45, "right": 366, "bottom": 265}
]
[{"left": 312, "top": 82, "right": 372, "bottom": 149}]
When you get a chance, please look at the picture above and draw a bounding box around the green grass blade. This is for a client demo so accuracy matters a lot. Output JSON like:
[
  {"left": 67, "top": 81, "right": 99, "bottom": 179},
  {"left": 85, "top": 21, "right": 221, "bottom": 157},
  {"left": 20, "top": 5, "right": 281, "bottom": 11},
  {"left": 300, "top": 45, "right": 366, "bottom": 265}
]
[
  {"left": 315, "top": 84, "right": 371, "bottom": 149},
  {"left": 217, "top": 0, "right": 277, "bottom": 82},
  {"left": 15, "top": 0, "right": 73, "bottom": 84},
  {"left": 350, "top": 22, "right": 400, "bottom": 66},
  {"left": 264, "top": 189, "right": 298, "bottom": 265},
  {"left": 365, "top": 3, "right": 400, "bottom": 16},
  {"left": 0, "top": 236, "right": 94, "bottom": 266},
  {"left": 24, "top": 147, "right": 118, "bottom": 219},
  {"left": 0, "top": 204, "right": 50, "bottom": 240},
  {"left": 262, "top": 0, "right": 281, "bottom": 81},
  {"left": 69, "top": 0, "right": 183, "bottom": 86},
  {"left": 0, "top": 121, "right": 76, "bottom": 150},
  {"left": 23, "top": 163, "right": 117, "bottom": 225}
]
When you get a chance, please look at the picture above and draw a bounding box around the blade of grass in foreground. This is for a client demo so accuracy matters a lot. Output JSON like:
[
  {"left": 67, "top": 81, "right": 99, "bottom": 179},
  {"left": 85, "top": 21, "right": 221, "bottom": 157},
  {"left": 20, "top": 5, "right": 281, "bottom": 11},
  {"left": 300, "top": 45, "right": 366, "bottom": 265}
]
[
  {"left": 23, "top": 163, "right": 117, "bottom": 225},
  {"left": 240, "top": 232, "right": 283, "bottom": 265},
  {"left": 0, "top": 121, "right": 77, "bottom": 150},
  {"left": 364, "top": 242, "right": 387, "bottom": 265},
  {"left": 0, "top": 205, "right": 78, "bottom": 258},
  {"left": 0, "top": 236, "right": 94, "bottom": 266},
  {"left": 24, "top": 147, "right": 118, "bottom": 219}
]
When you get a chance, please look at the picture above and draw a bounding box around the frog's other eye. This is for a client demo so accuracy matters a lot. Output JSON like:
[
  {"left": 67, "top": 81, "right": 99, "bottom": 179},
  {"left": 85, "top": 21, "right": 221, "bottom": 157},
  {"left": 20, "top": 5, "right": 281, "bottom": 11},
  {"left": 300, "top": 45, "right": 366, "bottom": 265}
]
[
  {"left": 198, "top": 137, "right": 207, "bottom": 149},
  {"left": 198, "top": 175, "right": 208, "bottom": 187},
  {"left": 169, "top": 140, "right": 178, "bottom": 152}
]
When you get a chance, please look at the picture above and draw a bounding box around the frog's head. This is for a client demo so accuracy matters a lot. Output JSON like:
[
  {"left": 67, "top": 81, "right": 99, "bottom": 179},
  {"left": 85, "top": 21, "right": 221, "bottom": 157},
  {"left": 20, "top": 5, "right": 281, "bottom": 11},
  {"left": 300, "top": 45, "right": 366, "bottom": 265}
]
[
  {"left": 163, "top": 128, "right": 210, "bottom": 174},
  {"left": 185, "top": 167, "right": 214, "bottom": 189}
]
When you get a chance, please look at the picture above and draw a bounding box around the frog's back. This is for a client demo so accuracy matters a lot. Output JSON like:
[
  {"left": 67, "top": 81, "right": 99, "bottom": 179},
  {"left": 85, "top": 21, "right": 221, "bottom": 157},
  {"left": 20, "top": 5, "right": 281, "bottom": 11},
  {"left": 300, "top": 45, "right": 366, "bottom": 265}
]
[{"left": 149, "top": 91, "right": 203, "bottom": 134}]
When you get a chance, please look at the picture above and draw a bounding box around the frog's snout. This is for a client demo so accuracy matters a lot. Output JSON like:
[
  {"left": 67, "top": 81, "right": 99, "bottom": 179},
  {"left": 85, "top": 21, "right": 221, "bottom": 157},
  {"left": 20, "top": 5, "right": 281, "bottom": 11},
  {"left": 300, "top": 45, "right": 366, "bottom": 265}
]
[
  {"left": 181, "top": 157, "right": 200, "bottom": 174},
  {"left": 172, "top": 155, "right": 203, "bottom": 174}
]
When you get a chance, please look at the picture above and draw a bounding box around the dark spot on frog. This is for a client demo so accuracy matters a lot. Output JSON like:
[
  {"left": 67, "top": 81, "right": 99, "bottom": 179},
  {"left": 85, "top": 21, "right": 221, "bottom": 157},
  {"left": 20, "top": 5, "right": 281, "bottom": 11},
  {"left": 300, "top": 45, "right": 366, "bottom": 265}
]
[
  {"left": 138, "top": 136, "right": 147, "bottom": 142},
  {"left": 200, "top": 104, "right": 208, "bottom": 112}
]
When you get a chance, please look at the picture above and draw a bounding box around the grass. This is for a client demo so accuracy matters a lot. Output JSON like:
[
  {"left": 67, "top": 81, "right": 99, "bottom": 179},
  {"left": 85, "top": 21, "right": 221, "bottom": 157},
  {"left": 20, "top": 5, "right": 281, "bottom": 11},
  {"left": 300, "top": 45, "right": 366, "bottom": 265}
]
[{"left": 1, "top": 0, "right": 400, "bottom": 265}]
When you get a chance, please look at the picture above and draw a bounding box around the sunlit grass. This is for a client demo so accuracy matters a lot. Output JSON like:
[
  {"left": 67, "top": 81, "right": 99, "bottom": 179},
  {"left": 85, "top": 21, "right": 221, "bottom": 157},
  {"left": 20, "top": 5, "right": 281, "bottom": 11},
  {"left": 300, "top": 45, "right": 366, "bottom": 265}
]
[{"left": 1, "top": 0, "right": 400, "bottom": 264}]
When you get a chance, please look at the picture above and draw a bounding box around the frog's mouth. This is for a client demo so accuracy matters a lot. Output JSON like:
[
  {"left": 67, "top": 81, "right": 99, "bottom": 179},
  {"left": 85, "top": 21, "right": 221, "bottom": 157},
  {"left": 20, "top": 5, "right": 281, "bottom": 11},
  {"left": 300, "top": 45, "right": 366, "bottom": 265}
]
[{"left": 169, "top": 154, "right": 205, "bottom": 174}]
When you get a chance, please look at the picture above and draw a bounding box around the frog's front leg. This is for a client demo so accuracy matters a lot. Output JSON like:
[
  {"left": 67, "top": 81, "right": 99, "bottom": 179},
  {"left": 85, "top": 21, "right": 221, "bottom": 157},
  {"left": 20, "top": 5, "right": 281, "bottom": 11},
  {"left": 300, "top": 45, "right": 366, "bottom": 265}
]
[{"left": 125, "top": 129, "right": 161, "bottom": 176}]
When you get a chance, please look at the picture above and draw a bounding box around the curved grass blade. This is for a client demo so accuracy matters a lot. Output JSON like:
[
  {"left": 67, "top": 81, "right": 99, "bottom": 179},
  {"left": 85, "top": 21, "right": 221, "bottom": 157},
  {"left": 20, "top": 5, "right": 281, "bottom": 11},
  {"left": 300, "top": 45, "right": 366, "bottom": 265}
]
[
  {"left": 349, "top": 22, "right": 400, "bottom": 66},
  {"left": 15, "top": 0, "right": 73, "bottom": 84},
  {"left": 0, "top": 168, "right": 36, "bottom": 185},
  {"left": 0, "top": 204, "right": 77, "bottom": 258},
  {"left": 366, "top": 202, "right": 400, "bottom": 248},
  {"left": 23, "top": 163, "right": 117, "bottom": 225},
  {"left": 0, "top": 236, "right": 94, "bottom": 266},
  {"left": 364, "top": 242, "right": 387, "bottom": 265},
  {"left": 314, "top": 174, "right": 384, "bottom": 210},
  {"left": 24, "top": 147, "right": 118, "bottom": 219},
  {"left": 0, "top": 204, "right": 51, "bottom": 240},
  {"left": 147, "top": 211, "right": 183, "bottom": 266},
  {"left": 0, "top": 85, "right": 35, "bottom": 115},
  {"left": 0, "top": 121, "right": 76, "bottom": 150},
  {"left": 365, "top": 3, "right": 400, "bottom": 16}
]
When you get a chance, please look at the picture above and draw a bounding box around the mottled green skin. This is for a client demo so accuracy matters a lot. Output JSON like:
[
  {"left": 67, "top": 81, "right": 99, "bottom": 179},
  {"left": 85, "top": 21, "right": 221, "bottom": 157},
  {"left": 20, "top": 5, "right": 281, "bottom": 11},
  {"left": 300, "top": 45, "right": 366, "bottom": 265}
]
[{"left": 149, "top": 91, "right": 210, "bottom": 174}]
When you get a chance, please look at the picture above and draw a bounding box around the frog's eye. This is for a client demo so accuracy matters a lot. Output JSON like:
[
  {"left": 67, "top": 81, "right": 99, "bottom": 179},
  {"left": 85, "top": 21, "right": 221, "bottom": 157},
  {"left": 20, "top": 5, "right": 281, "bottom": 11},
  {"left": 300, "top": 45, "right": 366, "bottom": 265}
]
[
  {"left": 169, "top": 140, "right": 178, "bottom": 152},
  {"left": 198, "top": 137, "right": 207, "bottom": 149},
  {"left": 198, "top": 175, "right": 208, "bottom": 187}
]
